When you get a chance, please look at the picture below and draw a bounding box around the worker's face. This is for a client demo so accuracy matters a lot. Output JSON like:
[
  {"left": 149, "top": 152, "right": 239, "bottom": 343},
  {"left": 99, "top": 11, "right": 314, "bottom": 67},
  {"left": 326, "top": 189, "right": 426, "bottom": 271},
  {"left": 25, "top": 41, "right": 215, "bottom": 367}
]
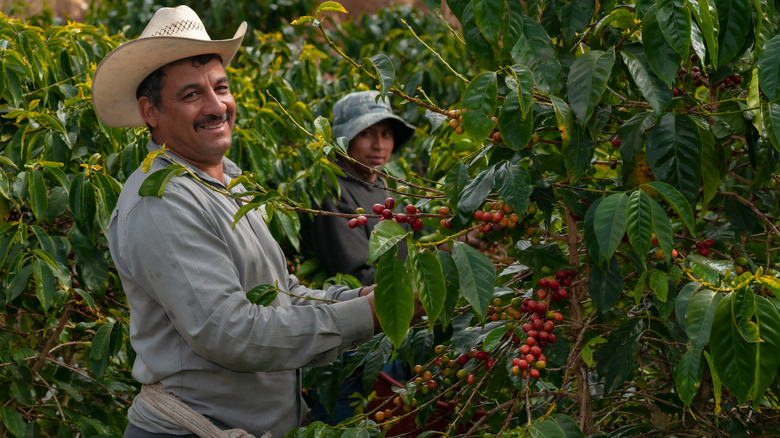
[
  {"left": 345, "top": 119, "right": 395, "bottom": 182},
  {"left": 139, "top": 58, "right": 235, "bottom": 171}
]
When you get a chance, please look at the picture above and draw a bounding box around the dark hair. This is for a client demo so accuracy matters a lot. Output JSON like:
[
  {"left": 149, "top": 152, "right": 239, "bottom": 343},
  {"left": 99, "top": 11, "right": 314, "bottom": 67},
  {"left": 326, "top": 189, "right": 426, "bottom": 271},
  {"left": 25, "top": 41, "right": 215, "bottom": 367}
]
[{"left": 135, "top": 54, "right": 223, "bottom": 111}]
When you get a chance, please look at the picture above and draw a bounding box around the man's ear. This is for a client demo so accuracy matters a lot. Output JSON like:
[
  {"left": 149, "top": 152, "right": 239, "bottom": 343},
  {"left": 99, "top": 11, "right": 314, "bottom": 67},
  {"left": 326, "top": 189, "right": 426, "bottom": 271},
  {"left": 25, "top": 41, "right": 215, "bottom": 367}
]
[{"left": 138, "top": 97, "right": 158, "bottom": 129}]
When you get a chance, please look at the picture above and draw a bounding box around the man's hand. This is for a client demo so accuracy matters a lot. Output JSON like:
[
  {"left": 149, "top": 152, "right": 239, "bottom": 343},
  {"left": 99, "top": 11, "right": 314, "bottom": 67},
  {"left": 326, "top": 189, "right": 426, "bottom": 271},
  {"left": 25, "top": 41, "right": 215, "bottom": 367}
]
[{"left": 359, "top": 285, "right": 425, "bottom": 332}]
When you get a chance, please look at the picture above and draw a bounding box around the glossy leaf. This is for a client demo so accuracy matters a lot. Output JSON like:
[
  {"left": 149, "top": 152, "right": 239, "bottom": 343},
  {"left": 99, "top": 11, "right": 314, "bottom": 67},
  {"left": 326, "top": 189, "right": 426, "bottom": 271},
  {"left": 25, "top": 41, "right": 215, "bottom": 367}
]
[
  {"left": 316, "top": 1, "right": 347, "bottom": 15},
  {"left": 367, "top": 219, "right": 408, "bottom": 264},
  {"left": 626, "top": 190, "right": 653, "bottom": 267},
  {"left": 435, "top": 250, "right": 461, "bottom": 328},
  {"left": 509, "top": 16, "right": 561, "bottom": 94},
  {"left": 589, "top": 256, "right": 624, "bottom": 314},
  {"left": 675, "top": 347, "right": 704, "bottom": 406},
  {"left": 0, "top": 406, "right": 26, "bottom": 437},
  {"left": 410, "top": 248, "right": 447, "bottom": 328},
  {"left": 643, "top": 6, "right": 683, "bottom": 87},
  {"left": 685, "top": 288, "right": 723, "bottom": 350},
  {"left": 456, "top": 166, "right": 495, "bottom": 221},
  {"left": 529, "top": 413, "right": 586, "bottom": 437},
  {"left": 649, "top": 270, "right": 669, "bottom": 302},
  {"left": 732, "top": 288, "right": 759, "bottom": 343},
  {"left": 644, "top": 180, "right": 696, "bottom": 238},
  {"left": 482, "top": 326, "right": 509, "bottom": 352},
  {"left": 594, "top": 193, "right": 628, "bottom": 263},
  {"left": 461, "top": 71, "right": 498, "bottom": 144},
  {"left": 762, "top": 103, "right": 780, "bottom": 153},
  {"left": 645, "top": 113, "right": 702, "bottom": 207},
  {"left": 27, "top": 167, "right": 47, "bottom": 220},
  {"left": 507, "top": 64, "right": 534, "bottom": 117},
  {"left": 461, "top": 3, "right": 495, "bottom": 68},
  {"left": 567, "top": 49, "right": 615, "bottom": 126},
  {"left": 688, "top": 0, "right": 719, "bottom": 67},
  {"left": 656, "top": 0, "right": 691, "bottom": 59},
  {"left": 752, "top": 296, "right": 780, "bottom": 405},
  {"left": 596, "top": 318, "right": 644, "bottom": 395},
  {"left": 137, "top": 166, "right": 186, "bottom": 198},
  {"left": 709, "top": 292, "right": 755, "bottom": 405},
  {"left": 375, "top": 248, "right": 414, "bottom": 349},
  {"left": 452, "top": 241, "right": 495, "bottom": 322},
  {"left": 757, "top": 35, "right": 780, "bottom": 103},
  {"left": 715, "top": 0, "right": 750, "bottom": 67},
  {"left": 472, "top": 0, "right": 504, "bottom": 46},
  {"left": 32, "top": 258, "right": 55, "bottom": 312},
  {"left": 495, "top": 163, "right": 532, "bottom": 216},
  {"left": 246, "top": 284, "right": 280, "bottom": 306},
  {"left": 497, "top": 88, "right": 533, "bottom": 150},
  {"left": 620, "top": 46, "right": 672, "bottom": 115},
  {"left": 364, "top": 54, "right": 395, "bottom": 99}
]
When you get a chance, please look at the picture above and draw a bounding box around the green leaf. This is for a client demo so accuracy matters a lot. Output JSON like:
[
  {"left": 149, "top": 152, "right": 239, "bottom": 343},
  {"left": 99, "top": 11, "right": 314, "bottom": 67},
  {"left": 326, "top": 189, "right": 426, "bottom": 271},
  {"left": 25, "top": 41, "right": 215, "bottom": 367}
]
[
  {"left": 32, "top": 258, "right": 55, "bottom": 312},
  {"left": 688, "top": 0, "right": 719, "bottom": 67},
  {"left": 409, "top": 249, "right": 447, "bottom": 328},
  {"left": 643, "top": 6, "right": 683, "bottom": 87},
  {"left": 367, "top": 219, "right": 407, "bottom": 264},
  {"left": 620, "top": 46, "right": 672, "bottom": 115},
  {"left": 472, "top": 0, "right": 505, "bottom": 46},
  {"left": 452, "top": 241, "right": 496, "bottom": 322},
  {"left": 757, "top": 275, "right": 780, "bottom": 295},
  {"left": 675, "top": 347, "right": 704, "bottom": 406},
  {"left": 375, "top": 248, "right": 414, "bottom": 349},
  {"left": 435, "top": 250, "right": 461, "bottom": 329},
  {"left": 594, "top": 193, "right": 628, "bottom": 263},
  {"left": 313, "top": 115, "right": 331, "bottom": 141},
  {"left": 0, "top": 406, "right": 26, "bottom": 437},
  {"left": 596, "top": 318, "right": 644, "bottom": 395},
  {"left": 316, "top": 1, "right": 348, "bottom": 15},
  {"left": 757, "top": 35, "right": 780, "bottom": 103},
  {"left": 732, "top": 288, "right": 759, "bottom": 343},
  {"left": 762, "top": 103, "right": 780, "bottom": 153},
  {"left": 588, "top": 256, "right": 624, "bottom": 314},
  {"left": 715, "top": 0, "right": 751, "bottom": 67},
  {"left": 461, "top": 3, "right": 496, "bottom": 68},
  {"left": 364, "top": 54, "right": 395, "bottom": 99},
  {"left": 461, "top": 71, "right": 498, "bottom": 144},
  {"left": 495, "top": 163, "right": 532, "bottom": 216},
  {"left": 138, "top": 166, "right": 186, "bottom": 198},
  {"left": 709, "top": 292, "right": 755, "bottom": 405},
  {"left": 246, "top": 284, "right": 280, "bottom": 306},
  {"left": 507, "top": 64, "right": 534, "bottom": 117},
  {"left": 626, "top": 190, "right": 653, "bottom": 267},
  {"left": 685, "top": 288, "right": 723, "bottom": 350},
  {"left": 27, "top": 167, "right": 47, "bottom": 220},
  {"left": 649, "top": 270, "right": 669, "bottom": 302},
  {"left": 455, "top": 166, "right": 495, "bottom": 222},
  {"left": 529, "top": 413, "right": 586, "bottom": 438},
  {"left": 656, "top": 0, "right": 691, "bottom": 59},
  {"left": 509, "top": 16, "right": 561, "bottom": 94},
  {"left": 645, "top": 113, "right": 702, "bottom": 207},
  {"left": 482, "top": 325, "right": 509, "bottom": 352},
  {"left": 566, "top": 49, "right": 615, "bottom": 126},
  {"left": 752, "top": 296, "right": 780, "bottom": 405},
  {"left": 644, "top": 181, "right": 696, "bottom": 239},
  {"left": 497, "top": 88, "right": 533, "bottom": 150},
  {"left": 90, "top": 320, "right": 116, "bottom": 379}
]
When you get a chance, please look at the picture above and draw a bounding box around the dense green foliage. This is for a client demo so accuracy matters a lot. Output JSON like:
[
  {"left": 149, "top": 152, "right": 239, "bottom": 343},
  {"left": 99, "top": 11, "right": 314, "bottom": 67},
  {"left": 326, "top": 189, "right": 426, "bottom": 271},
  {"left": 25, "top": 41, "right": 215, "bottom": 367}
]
[{"left": 2, "top": 0, "right": 780, "bottom": 437}]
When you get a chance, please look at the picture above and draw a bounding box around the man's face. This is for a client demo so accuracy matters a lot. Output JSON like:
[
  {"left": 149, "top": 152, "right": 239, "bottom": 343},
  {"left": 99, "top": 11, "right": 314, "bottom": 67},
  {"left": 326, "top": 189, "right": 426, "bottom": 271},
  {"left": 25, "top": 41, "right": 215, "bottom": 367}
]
[
  {"left": 140, "top": 58, "right": 235, "bottom": 172},
  {"left": 345, "top": 119, "right": 395, "bottom": 182}
]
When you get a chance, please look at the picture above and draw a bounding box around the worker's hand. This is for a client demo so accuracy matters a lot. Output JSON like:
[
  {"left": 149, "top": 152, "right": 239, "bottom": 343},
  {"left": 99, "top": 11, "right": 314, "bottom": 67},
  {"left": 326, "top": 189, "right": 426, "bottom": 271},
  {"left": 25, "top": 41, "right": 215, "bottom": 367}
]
[{"left": 360, "top": 285, "right": 381, "bottom": 332}]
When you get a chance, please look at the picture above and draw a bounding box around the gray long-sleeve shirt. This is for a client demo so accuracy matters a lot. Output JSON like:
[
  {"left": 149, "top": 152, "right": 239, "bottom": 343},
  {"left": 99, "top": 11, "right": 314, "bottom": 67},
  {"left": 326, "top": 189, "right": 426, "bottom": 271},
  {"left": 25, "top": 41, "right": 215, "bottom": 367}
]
[{"left": 108, "top": 141, "right": 374, "bottom": 436}]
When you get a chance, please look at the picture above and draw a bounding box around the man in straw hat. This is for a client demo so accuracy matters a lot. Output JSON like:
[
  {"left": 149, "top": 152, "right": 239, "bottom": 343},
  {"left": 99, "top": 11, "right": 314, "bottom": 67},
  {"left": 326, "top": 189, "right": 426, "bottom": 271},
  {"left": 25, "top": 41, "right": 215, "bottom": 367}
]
[{"left": 93, "top": 6, "right": 393, "bottom": 437}]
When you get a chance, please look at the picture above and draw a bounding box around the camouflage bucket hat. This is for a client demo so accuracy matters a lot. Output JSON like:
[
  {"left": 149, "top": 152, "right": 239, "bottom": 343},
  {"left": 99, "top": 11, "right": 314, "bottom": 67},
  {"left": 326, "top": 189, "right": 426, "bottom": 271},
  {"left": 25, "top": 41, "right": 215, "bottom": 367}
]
[{"left": 331, "top": 91, "right": 415, "bottom": 152}]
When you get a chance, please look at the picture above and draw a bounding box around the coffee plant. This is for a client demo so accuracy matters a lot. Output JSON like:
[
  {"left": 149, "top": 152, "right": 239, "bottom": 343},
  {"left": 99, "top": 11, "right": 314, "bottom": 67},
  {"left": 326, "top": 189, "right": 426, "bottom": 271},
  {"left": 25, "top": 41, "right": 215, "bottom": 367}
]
[{"left": 2, "top": 0, "right": 780, "bottom": 437}]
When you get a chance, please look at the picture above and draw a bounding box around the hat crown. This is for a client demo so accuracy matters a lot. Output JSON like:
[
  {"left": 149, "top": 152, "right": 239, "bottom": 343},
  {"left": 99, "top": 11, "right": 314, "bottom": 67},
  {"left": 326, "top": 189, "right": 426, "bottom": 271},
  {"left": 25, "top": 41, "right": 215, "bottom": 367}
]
[
  {"left": 333, "top": 91, "right": 391, "bottom": 127},
  {"left": 139, "top": 6, "right": 211, "bottom": 41}
]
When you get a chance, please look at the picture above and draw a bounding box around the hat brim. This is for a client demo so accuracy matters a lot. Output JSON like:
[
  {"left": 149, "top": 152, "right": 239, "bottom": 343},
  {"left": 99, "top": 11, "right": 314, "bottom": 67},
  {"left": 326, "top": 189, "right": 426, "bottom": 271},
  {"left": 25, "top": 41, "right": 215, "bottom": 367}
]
[
  {"left": 334, "top": 113, "right": 415, "bottom": 152},
  {"left": 92, "top": 22, "right": 246, "bottom": 128}
]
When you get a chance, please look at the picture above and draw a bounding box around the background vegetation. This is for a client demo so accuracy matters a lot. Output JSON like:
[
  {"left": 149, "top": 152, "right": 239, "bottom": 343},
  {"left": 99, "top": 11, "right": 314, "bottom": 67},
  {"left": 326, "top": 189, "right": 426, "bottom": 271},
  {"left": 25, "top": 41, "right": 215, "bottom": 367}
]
[{"left": 1, "top": 0, "right": 780, "bottom": 437}]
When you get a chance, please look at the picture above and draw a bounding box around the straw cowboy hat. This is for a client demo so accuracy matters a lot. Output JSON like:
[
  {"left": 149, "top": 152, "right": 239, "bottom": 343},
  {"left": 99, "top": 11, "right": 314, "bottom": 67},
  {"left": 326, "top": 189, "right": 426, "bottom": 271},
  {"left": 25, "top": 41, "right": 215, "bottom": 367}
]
[{"left": 92, "top": 5, "right": 247, "bottom": 128}]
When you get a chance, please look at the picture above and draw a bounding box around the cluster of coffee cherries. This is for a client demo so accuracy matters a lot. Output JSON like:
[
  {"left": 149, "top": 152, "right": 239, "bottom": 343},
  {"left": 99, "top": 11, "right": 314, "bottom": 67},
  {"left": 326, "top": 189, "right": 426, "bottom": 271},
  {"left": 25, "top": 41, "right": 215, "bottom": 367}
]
[
  {"left": 347, "top": 197, "right": 425, "bottom": 231},
  {"left": 473, "top": 201, "right": 520, "bottom": 233},
  {"left": 447, "top": 109, "right": 465, "bottom": 135},
  {"left": 536, "top": 269, "right": 576, "bottom": 303},
  {"left": 694, "top": 238, "right": 715, "bottom": 256},
  {"left": 679, "top": 55, "right": 742, "bottom": 92}
]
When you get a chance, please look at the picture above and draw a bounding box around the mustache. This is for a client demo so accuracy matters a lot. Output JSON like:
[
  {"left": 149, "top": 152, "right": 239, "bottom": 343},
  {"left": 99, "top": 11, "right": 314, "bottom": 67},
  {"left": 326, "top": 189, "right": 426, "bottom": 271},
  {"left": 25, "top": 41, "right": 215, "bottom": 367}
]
[{"left": 194, "top": 112, "right": 230, "bottom": 129}]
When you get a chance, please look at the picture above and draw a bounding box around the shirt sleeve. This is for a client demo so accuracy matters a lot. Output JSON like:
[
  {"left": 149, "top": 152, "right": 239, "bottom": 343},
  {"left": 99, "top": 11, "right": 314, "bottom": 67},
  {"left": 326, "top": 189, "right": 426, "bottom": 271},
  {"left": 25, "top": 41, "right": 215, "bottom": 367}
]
[{"left": 121, "top": 181, "right": 375, "bottom": 373}]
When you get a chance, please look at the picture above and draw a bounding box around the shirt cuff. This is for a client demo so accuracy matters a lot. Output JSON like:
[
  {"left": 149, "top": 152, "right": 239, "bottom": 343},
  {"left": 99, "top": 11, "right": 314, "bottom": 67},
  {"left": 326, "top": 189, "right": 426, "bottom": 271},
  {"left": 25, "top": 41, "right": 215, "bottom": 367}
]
[{"left": 332, "top": 296, "right": 375, "bottom": 351}]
